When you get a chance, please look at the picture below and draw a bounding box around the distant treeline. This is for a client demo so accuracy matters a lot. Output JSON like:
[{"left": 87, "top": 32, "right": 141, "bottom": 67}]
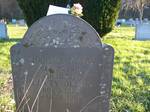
[
  {"left": 0, "top": 0, "right": 150, "bottom": 20},
  {"left": 119, "top": 8, "right": 150, "bottom": 20}
]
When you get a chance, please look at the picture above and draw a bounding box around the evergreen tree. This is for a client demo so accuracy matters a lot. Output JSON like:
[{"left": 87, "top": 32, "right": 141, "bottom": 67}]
[{"left": 17, "top": 0, "right": 121, "bottom": 37}]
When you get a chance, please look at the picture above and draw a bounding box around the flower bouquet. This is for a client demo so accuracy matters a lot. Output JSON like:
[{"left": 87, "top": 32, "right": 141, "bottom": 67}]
[{"left": 69, "top": 3, "right": 83, "bottom": 17}]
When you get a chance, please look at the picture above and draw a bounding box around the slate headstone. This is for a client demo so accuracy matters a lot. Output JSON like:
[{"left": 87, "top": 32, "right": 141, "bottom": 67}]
[
  {"left": 11, "top": 14, "right": 114, "bottom": 112},
  {"left": 0, "top": 23, "right": 8, "bottom": 39}
]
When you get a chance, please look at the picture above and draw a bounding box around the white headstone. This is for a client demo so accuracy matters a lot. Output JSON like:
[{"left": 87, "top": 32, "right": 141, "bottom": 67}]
[
  {"left": 47, "top": 5, "right": 69, "bottom": 16},
  {"left": 12, "top": 19, "right": 17, "bottom": 24},
  {"left": 0, "top": 23, "right": 8, "bottom": 39},
  {"left": 17, "top": 19, "right": 26, "bottom": 26},
  {"left": 136, "top": 24, "right": 150, "bottom": 40},
  {"left": 143, "top": 18, "right": 149, "bottom": 24}
]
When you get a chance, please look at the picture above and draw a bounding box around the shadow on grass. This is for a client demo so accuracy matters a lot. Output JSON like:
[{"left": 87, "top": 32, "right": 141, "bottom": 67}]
[{"left": 0, "top": 38, "right": 21, "bottom": 43}]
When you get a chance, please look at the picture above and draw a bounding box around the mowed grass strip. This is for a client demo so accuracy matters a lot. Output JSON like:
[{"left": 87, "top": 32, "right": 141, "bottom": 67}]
[{"left": 0, "top": 25, "right": 150, "bottom": 112}]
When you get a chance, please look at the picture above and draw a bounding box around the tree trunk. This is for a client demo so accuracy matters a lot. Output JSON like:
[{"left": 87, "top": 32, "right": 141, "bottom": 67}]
[{"left": 139, "top": 9, "right": 143, "bottom": 23}]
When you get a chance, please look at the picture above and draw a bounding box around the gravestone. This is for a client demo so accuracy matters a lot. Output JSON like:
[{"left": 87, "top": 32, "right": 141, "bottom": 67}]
[
  {"left": 17, "top": 19, "right": 26, "bottom": 26},
  {"left": 0, "top": 23, "right": 8, "bottom": 39},
  {"left": 12, "top": 19, "right": 17, "bottom": 24},
  {"left": 136, "top": 24, "right": 150, "bottom": 40},
  {"left": 11, "top": 14, "right": 114, "bottom": 112}
]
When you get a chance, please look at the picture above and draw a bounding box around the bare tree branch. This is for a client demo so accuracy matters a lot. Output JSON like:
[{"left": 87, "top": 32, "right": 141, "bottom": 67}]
[{"left": 122, "top": 0, "right": 150, "bottom": 22}]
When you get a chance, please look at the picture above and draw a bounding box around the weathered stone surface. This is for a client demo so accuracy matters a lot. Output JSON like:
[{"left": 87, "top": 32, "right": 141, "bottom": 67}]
[
  {"left": 21, "top": 14, "right": 101, "bottom": 48},
  {"left": 11, "top": 14, "right": 114, "bottom": 112}
]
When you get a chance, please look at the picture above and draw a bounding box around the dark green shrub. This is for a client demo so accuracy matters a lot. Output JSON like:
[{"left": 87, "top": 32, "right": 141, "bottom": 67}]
[
  {"left": 77, "top": 0, "right": 121, "bottom": 37},
  {"left": 17, "top": 0, "right": 121, "bottom": 37},
  {"left": 17, "top": 0, "right": 68, "bottom": 26}
]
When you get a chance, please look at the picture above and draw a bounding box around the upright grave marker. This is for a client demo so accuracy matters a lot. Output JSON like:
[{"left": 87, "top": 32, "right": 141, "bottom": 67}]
[
  {"left": 11, "top": 14, "right": 114, "bottom": 112},
  {"left": 136, "top": 24, "right": 150, "bottom": 40},
  {"left": 17, "top": 19, "right": 26, "bottom": 26},
  {"left": 0, "top": 23, "right": 8, "bottom": 39}
]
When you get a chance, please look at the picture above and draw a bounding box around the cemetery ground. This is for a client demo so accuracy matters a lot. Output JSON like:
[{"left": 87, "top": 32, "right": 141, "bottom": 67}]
[{"left": 0, "top": 25, "right": 149, "bottom": 112}]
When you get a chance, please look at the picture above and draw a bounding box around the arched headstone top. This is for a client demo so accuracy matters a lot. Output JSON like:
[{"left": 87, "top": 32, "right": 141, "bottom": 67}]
[{"left": 21, "top": 14, "right": 102, "bottom": 48}]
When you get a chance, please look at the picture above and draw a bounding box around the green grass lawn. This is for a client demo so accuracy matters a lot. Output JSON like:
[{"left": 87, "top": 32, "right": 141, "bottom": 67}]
[
  {"left": 0, "top": 25, "right": 150, "bottom": 112},
  {"left": 103, "top": 27, "right": 150, "bottom": 112}
]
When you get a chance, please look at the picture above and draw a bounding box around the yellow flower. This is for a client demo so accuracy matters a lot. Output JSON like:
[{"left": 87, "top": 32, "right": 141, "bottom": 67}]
[{"left": 70, "top": 3, "right": 83, "bottom": 17}]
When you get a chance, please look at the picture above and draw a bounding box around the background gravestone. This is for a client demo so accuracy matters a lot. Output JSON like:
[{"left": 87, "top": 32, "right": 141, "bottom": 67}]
[
  {"left": 0, "top": 23, "right": 8, "bottom": 39},
  {"left": 136, "top": 24, "right": 150, "bottom": 40},
  {"left": 11, "top": 14, "right": 114, "bottom": 112},
  {"left": 17, "top": 19, "right": 26, "bottom": 26}
]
